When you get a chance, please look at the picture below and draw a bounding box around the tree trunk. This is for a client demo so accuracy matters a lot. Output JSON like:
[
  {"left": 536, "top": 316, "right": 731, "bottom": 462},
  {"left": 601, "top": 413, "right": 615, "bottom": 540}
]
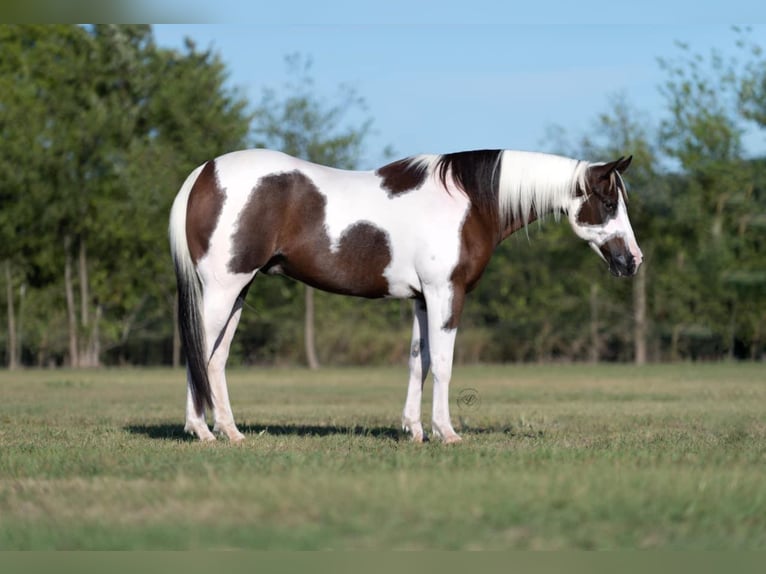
[
  {"left": 633, "top": 264, "right": 647, "bottom": 365},
  {"left": 172, "top": 292, "right": 181, "bottom": 368},
  {"left": 304, "top": 285, "right": 320, "bottom": 370},
  {"left": 670, "top": 325, "right": 681, "bottom": 361},
  {"left": 78, "top": 237, "right": 99, "bottom": 367},
  {"left": 17, "top": 283, "right": 25, "bottom": 367},
  {"left": 727, "top": 304, "right": 737, "bottom": 361},
  {"left": 4, "top": 260, "right": 18, "bottom": 370},
  {"left": 112, "top": 297, "right": 146, "bottom": 365},
  {"left": 79, "top": 238, "right": 89, "bottom": 328},
  {"left": 589, "top": 283, "right": 600, "bottom": 363},
  {"left": 64, "top": 236, "right": 79, "bottom": 367},
  {"left": 536, "top": 319, "right": 552, "bottom": 363},
  {"left": 89, "top": 303, "right": 102, "bottom": 367},
  {"left": 37, "top": 330, "right": 47, "bottom": 367}
]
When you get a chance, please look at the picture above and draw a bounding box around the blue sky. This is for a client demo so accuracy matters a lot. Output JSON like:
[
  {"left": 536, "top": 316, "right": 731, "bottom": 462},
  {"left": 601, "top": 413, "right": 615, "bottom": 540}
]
[{"left": 152, "top": 2, "right": 766, "bottom": 168}]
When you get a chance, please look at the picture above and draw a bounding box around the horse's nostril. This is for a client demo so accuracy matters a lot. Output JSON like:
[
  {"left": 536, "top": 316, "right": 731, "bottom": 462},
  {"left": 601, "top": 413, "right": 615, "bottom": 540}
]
[{"left": 610, "top": 252, "right": 636, "bottom": 276}]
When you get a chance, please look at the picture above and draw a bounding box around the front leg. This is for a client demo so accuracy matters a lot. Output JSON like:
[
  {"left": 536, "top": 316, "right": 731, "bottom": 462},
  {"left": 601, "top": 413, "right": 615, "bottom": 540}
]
[
  {"left": 424, "top": 285, "right": 465, "bottom": 444},
  {"left": 402, "top": 299, "right": 430, "bottom": 442}
]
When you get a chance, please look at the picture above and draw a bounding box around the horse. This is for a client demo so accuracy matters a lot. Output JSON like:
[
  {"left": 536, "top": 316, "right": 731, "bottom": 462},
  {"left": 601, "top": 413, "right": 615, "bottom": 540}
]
[{"left": 169, "top": 148, "right": 642, "bottom": 443}]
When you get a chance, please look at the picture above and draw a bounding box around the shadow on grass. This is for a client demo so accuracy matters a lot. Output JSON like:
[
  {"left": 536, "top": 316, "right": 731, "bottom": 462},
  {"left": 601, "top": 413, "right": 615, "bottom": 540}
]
[
  {"left": 125, "top": 422, "right": 544, "bottom": 442},
  {"left": 125, "top": 422, "right": 402, "bottom": 442}
]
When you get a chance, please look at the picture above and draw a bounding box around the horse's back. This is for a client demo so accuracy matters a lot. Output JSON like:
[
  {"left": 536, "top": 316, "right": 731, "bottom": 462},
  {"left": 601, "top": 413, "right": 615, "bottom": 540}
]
[{"left": 213, "top": 149, "right": 368, "bottom": 197}]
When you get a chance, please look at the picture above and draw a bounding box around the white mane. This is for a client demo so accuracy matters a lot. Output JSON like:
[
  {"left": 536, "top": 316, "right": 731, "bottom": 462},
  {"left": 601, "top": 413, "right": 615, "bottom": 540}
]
[
  {"left": 396, "top": 150, "right": 590, "bottom": 228},
  {"left": 497, "top": 150, "right": 589, "bottom": 226}
]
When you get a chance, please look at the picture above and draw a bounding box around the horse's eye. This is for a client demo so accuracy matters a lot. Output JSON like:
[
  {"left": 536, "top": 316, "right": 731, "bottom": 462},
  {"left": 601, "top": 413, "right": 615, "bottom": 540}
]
[{"left": 604, "top": 201, "right": 617, "bottom": 212}]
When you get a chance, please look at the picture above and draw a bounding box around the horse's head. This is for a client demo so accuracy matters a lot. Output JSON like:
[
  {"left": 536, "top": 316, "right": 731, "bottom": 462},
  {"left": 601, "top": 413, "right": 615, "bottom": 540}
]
[{"left": 568, "top": 156, "right": 643, "bottom": 277}]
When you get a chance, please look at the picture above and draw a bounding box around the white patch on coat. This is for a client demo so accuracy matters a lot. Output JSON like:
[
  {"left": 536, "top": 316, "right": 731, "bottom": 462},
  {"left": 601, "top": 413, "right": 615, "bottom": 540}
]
[{"left": 196, "top": 149, "right": 471, "bottom": 299}]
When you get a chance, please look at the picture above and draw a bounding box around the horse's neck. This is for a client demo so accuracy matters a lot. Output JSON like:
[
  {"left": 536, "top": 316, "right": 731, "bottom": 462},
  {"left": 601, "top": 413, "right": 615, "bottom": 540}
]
[
  {"left": 498, "top": 204, "right": 559, "bottom": 242},
  {"left": 494, "top": 150, "right": 582, "bottom": 243}
]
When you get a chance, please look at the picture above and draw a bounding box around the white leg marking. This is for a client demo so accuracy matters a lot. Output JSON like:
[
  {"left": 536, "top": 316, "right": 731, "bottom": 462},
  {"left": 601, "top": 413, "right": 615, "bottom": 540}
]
[
  {"left": 424, "top": 286, "right": 461, "bottom": 444},
  {"left": 208, "top": 298, "right": 247, "bottom": 443},
  {"left": 201, "top": 278, "right": 253, "bottom": 443},
  {"left": 402, "top": 299, "right": 430, "bottom": 442},
  {"left": 185, "top": 372, "right": 215, "bottom": 441}
]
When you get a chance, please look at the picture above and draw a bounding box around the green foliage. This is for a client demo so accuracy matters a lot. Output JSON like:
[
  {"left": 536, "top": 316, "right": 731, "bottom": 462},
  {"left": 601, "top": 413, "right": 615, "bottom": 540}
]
[
  {"left": 252, "top": 53, "right": 371, "bottom": 168},
  {"left": 1, "top": 26, "right": 765, "bottom": 366},
  {"left": 0, "top": 25, "right": 252, "bottom": 366},
  {"left": 543, "top": 31, "right": 766, "bottom": 362},
  {"left": 653, "top": 29, "right": 766, "bottom": 359}
]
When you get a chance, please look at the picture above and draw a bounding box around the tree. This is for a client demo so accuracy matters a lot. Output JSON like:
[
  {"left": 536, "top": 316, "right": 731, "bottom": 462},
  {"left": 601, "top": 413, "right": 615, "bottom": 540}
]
[
  {"left": 0, "top": 25, "right": 253, "bottom": 367},
  {"left": 658, "top": 30, "right": 766, "bottom": 359},
  {"left": 0, "top": 26, "right": 41, "bottom": 368},
  {"left": 128, "top": 35, "right": 252, "bottom": 367},
  {"left": 578, "top": 95, "right": 662, "bottom": 364},
  {"left": 250, "top": 54, "right": 373, "bottom": 369},
  {"left": 0, "top": 25, "right": 86, "bottom": 367}
]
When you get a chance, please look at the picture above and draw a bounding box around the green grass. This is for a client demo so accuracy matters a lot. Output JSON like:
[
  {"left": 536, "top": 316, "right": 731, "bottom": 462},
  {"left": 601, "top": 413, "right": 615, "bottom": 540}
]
[{"left": 0, "top": 363, "right": 764, "bottom": 549}]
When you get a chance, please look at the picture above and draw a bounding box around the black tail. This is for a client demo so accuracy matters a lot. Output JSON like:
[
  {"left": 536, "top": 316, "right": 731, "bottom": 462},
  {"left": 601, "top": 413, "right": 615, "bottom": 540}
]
[
  {"left": 175, "top": 260, "right": 212, "bottom": 414},
  {"left": 169, "top": 165, "right": 212, "bottom": 415}
]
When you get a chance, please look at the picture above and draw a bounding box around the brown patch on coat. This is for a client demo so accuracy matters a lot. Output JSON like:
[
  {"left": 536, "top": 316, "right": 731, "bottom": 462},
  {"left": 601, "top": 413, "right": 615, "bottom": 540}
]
[
  {"left": 443, "top": 206, "right": 499, "bottom": 329},
  {"left": 500, "top": 206, "right": 541, "bottom": 240},
  {"left": 575, "top": 170, "right": 619, "bottom": 226},
  {"left": 576, "top": 192, "right": 615, "bottom": 226},
  {"left": 575, "top": 157, "right": 633, "bottom": 226},
  {"left": 376, "top": 158, "right": 429, "bottom": 195},
  {"left": 228, "top": 171, "right": 393, "bottom": 298},
  {"left": 186, "top": 160, "right": 225, "bottom": 264}
]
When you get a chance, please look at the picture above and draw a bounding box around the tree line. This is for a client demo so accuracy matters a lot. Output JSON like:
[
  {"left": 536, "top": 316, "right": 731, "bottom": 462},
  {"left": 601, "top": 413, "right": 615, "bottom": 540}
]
[{"left": 1, "top": 25, "right": 764, "bottom": 368}]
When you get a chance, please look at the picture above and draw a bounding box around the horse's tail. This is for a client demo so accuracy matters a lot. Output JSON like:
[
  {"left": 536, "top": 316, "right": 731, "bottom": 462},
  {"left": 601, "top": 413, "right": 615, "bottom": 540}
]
[{"left": 169, "top": 164, "right": 212, "bottom": 415}]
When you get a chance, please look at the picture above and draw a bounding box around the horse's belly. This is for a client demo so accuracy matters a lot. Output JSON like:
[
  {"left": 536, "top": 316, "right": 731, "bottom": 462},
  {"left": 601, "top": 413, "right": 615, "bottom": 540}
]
[{"left": 275, "top": 221, "right": 419, "bottom": 299}]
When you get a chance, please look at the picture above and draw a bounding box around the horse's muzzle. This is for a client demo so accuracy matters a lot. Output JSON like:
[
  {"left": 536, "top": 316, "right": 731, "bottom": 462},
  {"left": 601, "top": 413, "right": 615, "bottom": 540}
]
[{"left": 608, "top": 252, "right": 637, "bottom": 277}]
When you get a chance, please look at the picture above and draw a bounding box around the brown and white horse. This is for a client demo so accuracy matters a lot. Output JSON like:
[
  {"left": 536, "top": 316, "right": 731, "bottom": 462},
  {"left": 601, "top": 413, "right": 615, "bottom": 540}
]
[{"left": 169, "top": 149, "right": 642, "bottom": 443}]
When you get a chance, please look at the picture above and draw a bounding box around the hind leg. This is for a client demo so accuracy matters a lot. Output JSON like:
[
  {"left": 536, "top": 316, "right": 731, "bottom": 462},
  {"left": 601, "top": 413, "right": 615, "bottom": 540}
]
[
  {"left": 183, "top": 285, "right": 243, "bottom": 442},
  {"left": 202, "top": 281, "right": 252, "bottom": 442},
  {"left": 185, "top": 376, "right": 215, "bottom": 441},
  {"left": 208, "top": 295, "right": 248, "bottom": 442},
  {"left": 402, "top": 299, "right": 430, "bottom": 442}
]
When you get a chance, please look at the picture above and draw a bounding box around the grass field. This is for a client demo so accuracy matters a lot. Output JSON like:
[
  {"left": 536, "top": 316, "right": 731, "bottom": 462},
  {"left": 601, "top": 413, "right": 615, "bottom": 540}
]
[{"left": 0, "top": 363, "right": 764, "bottom": 549}]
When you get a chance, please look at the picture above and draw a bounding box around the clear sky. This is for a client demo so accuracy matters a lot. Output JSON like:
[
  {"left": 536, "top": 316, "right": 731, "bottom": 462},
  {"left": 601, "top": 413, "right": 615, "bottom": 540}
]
[{"left": 152, "top": 1, "right": 766, "bottom": 168}]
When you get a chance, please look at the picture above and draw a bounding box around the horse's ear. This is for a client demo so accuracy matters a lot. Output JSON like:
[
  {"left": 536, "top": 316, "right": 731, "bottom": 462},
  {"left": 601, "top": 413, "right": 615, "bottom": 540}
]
[
  {"left": 592, "top": 155, "right": 632, "bottom": 181},
  {"left": 616, "top": 155, "right": 633, "bottom": 173},
  {"left": 591, "top": 157, "right": 622, "bottom": 181}
]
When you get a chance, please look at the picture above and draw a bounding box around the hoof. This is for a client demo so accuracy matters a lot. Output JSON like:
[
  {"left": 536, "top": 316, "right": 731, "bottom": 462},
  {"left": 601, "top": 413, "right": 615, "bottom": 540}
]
[
  {"left": 410, "top": 431, "right": 427, "bottom": 444},
  {"left": 432, "top": 421, "right": 462, "bottom": 444},
  {"left": 442, "top": 434, "right": 463, "bottom": 445},
  {"left": 402, "top": 419, "right": 426, "bottom": 443},
  {"left": 185, "top": 422, "right": 216, "bottom": 442},
  {"left": 228, "top": 430, "right": 246, "bottom": 444},
  {"left": 214, "top": 423, "right": 246, "bottom": 443}
]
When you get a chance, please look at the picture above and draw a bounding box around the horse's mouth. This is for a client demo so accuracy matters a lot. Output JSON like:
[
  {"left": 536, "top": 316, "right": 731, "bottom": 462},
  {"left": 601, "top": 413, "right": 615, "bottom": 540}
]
[{"left": 608, "top": 255, "right": 637, "bottom": 277}]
